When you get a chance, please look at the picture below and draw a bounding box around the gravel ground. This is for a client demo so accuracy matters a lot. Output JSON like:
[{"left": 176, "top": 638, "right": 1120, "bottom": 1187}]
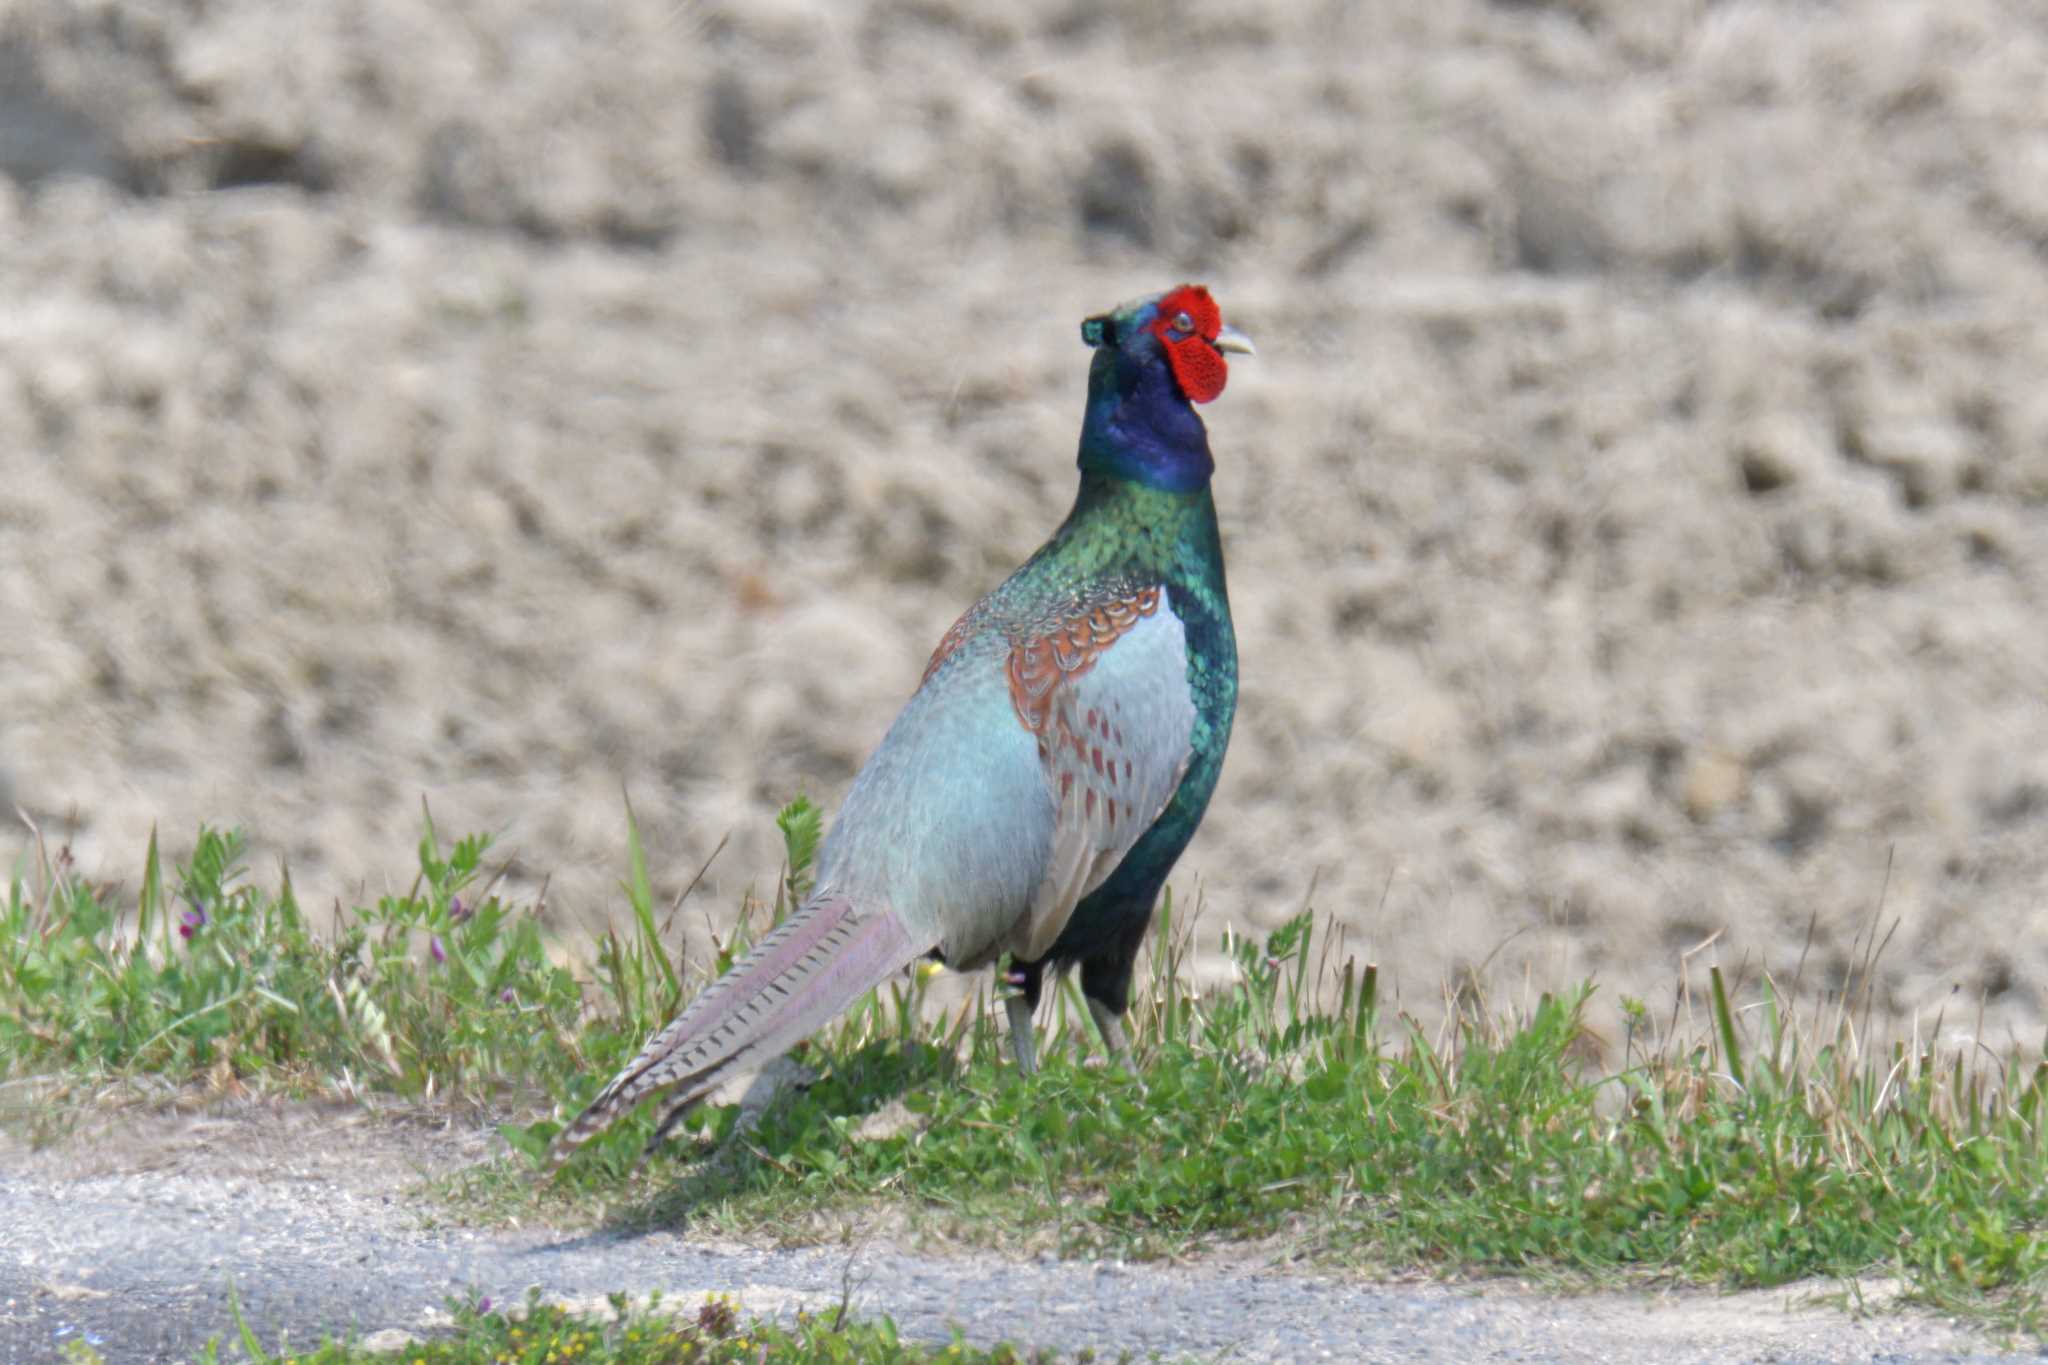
[{"left": 0, "top": 1108, "right": 2025, "bottom": 1364}]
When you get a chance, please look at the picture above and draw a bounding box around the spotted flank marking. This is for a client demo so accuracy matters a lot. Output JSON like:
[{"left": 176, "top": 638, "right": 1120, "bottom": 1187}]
[
  {"left": 1011, "top": 593, "right": 1195, "bottom": 962},
  {"left": 1005, "top": 586, "right": 1162, "bottom": 735}
]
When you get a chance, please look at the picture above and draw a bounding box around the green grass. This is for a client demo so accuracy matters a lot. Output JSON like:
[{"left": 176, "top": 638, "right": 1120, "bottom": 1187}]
[
  {"left": 3, "top": 812, "right": 590, "bottom": 1115},
  {"left": 299, "top": 1292, "right": 1097, "bottom": 1365},
  {"left": 9, "top": 801, "right": 2048, "bottom": 1359},
  {"left": 61, "top": 1288, "right": 1098, "bottom": 1365}
]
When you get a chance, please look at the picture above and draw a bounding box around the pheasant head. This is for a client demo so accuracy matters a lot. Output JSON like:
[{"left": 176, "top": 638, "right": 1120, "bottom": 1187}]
[{"left": 1077, "top": 284, "right": 1254, "bottom": 493}]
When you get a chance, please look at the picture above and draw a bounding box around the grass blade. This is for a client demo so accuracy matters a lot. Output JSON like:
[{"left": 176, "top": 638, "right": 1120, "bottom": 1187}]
[
  {"left": 620, "top": 791, "right": 679, "bottom": 1008},
  {"left": 138, "top": 823, "right": 163, "bottom": 950},
  {"left": 1710, "top": 963, "right": 1746, "bottom": 1092}
]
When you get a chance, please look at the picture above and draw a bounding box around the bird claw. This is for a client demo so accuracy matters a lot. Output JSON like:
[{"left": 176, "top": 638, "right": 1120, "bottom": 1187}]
[
  {"left": 1087, "top": 998, "right": 1138, "bottom": 1073},
  {"left": 1003, "top": 993, "right": 1039, "bottom": 1075}
]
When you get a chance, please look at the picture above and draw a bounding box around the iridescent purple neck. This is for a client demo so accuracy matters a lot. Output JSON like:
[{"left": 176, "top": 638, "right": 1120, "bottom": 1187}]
[{"left": 1075, "top": 347, "right": 1214, "bottom": 493}]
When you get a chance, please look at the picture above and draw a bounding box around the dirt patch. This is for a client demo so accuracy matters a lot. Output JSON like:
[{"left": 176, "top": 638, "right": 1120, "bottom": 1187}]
[
  {"left": 3, "top": 1, "right": 2048, "bottom": 1059},
  {"left": 0, "top": 1097, "right": 491, "bottom": 1190}
]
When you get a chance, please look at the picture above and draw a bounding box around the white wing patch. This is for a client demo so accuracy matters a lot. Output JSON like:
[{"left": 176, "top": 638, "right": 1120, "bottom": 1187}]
[{"left": 1013, "top": 597, "right": 1195, "bottom": 961}]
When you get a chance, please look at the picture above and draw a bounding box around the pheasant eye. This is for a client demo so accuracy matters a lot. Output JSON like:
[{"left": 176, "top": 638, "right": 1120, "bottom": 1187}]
[{"left": 1172, "top": 311, "right": 1193, "bottom": 334}]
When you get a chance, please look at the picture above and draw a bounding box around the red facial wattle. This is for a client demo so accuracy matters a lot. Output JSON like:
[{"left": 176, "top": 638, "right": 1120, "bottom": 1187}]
[{"left": 1152, "top": 285, "right": 1230, "bottom": 404}]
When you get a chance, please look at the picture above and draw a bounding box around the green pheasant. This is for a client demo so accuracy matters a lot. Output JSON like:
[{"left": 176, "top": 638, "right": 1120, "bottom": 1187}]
[{"left": 553, "top": 285, "right": 1249, "bottom": 1164}]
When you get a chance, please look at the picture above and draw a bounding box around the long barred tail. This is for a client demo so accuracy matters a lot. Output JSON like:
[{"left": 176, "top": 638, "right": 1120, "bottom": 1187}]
[{"left": 545, "top": 893, "right": 927, "bottom": 1171}]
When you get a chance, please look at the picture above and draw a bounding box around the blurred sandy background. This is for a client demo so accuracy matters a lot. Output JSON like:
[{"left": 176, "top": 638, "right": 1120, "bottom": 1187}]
[{"left": 3, "top": 0, "right": 2046, "bottom": 1050}]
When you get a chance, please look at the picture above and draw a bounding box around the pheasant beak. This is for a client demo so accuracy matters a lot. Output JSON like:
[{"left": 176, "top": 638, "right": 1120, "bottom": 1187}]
[{"left": 1213, "top": 324, "right": 1256, "bottom": 357}]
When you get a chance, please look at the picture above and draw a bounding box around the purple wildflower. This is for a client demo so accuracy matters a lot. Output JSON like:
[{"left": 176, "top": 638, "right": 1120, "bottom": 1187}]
[
  {"left": 498, "top": 987, "right": 516, "bottom": 1005},
  {"left": 449, "top": 895, "right": 470, "bottom": 923},
  {"left": 476, "top": 1296, "right": 492, "bottom": 1315},
  {"left": 179, "top": 904, "right": 207, "bottom": 940},
  {"left": 430, "top": 934, "right": 446, "bottom": 965}
]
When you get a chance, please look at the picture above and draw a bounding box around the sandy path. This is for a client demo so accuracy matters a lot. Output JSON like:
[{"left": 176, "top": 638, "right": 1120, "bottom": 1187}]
[{"left": 0, "top": 1108, "right": 2012, "bottom": 1363}]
